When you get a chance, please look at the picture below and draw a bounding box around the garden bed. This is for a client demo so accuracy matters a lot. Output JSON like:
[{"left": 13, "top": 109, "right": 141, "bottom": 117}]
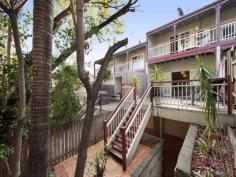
[
  {"left": 176, "top": 125, "right": 235, "bottom": 177},
  {"left": 191, "top": 127, "right": 234, "bottom": 176}
]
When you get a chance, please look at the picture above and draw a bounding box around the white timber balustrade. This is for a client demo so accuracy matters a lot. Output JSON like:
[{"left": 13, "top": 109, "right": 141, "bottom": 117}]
[
  {"left": 103, "top": 86, "right": 136, "bottom": 147},
  {"left": 152, "top": 78, "right": 228, "bottom": 111},
  {"left": 120, "top": 83, "right": 153, "bottom": 170},
  {"left": 148, "top": 20, "right": 236, "bottom": 59}
]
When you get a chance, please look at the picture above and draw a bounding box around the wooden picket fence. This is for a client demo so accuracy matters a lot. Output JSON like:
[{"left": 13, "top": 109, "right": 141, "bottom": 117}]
[
  {"left": 48, "top": 110, "right": 111, "bottom": 165},
  {"left": 0, "top": 161, "right": 9, "bottom": 177},
  {"left": 0, "top": 111, "right": 111, "bottom": 176}
]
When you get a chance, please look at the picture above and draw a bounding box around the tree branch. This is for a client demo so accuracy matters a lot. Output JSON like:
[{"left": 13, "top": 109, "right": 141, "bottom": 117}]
[
  {"left": 93, "top": 38, "right": 128, "bottom": 94},
  {"left": 53, "top": 5, "right": 71, "bottom": 30},
  {"left": 0, "top": 2, "right": 9, "bottom": 14},
  {"left": 16, "top": 0, "right": 29, "bottom": 12},
  {"left": 91, "top": 0, "right": 125, "bottom": 9},
  {"left": 85, "top": 0, "right": 137, "bottom": 39},
  {"left": 52, "top": 0, "right": 137, "bottom": 70}
]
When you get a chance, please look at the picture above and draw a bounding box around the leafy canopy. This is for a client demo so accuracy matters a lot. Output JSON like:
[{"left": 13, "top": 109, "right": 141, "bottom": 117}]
[{"left": 51, "top": 64, "right": 82, "bottom": 126}]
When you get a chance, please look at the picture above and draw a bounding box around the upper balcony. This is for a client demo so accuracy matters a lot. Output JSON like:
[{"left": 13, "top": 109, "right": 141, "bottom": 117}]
[
  {"left": 114, "top": 58, "right": 146, "bottom": 76},
  {"left": 148, "top": 20, "right": 236, "bottom": 63}
]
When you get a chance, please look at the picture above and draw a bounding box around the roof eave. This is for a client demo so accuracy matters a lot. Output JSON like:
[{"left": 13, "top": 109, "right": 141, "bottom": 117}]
[{"left": 146, "top": 0, "right": 228, "bottom": 36}]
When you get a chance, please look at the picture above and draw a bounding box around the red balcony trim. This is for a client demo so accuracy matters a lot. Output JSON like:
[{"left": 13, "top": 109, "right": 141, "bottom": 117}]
[
  {"left": 148, "top": 45, "right": 216, "bottom": 64},
  {"left": 148, "top": 38, "right": 236, "bottom": 65}
]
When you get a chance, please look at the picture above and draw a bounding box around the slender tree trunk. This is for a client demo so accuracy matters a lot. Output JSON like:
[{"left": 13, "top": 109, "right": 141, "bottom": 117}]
[
  {"left": 72, "top": 0, "right": 128, "bottom": 176},
  {"left": 8, "top": 11, "right": 26, "bottom": 177},
  {"left": 7, "top": 21, "right": 12, "bottom": 65},
  {"left": 75, "top": 96, "right": 96, "bottom": 177},
  {"left": 25, "top": 1, "right": 53, "bottom": 177}
]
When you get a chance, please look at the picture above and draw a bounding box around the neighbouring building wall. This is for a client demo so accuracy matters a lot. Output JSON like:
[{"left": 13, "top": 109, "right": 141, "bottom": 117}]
[
  {"left": 221, "top": 7, "right": 236, "bottom": 23},
  {"left": 114, "top": 77, "right": 122, "bottom": 95},
  {"left": 121, "top": 71, "right": 147, "bottom": 96},
  {"left": 114, "top": 53, "right": 127, "bottom": 64},
  {"left": 128, "top": 47, "right": 146, "bottom": 60}
]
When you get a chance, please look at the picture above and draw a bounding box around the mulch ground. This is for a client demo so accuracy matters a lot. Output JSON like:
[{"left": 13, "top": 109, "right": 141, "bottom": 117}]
[{"left": 191, "top": 128, "right": 234, "bottom": 176}]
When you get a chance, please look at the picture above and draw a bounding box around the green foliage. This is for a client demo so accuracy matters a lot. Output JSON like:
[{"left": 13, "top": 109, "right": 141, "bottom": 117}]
[
  {"left": 48, "top": 169, "right": 56, "bottom": 177},
  {"left": 51, "top": 64, "right": 82, "bottom": 126},
  {"left": 0, "top": 144, "right": 13, "bottom": 161},
  {"left": 197, "top": 138, "right": 210, "bottom": 155},
  {"left": 54, "top": 23, "right": 75, "bottom": 53},
  {"left": 128, "top": 75, "right": 141, "bottom": 88},
  {"left": 87, "top": 148, "right": 108, "bottom": 177},
  {"left": 196, "top": 56, "right": 217, "bottom": 137},
  {"left": 85, "top": 0, "right": 125, "bottom": 42},
  {"left": 150, "top": 65, "right": 166, "bottom": 82},
  {"left": 54, "top": 0, "right": 126, "bottom": 57},
  {"left": 103, "top": 69, "right": 111, "bottom": 82}
]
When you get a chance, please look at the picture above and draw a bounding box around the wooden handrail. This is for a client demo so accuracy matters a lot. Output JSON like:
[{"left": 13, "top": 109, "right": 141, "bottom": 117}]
[
  {"left": 105, "top": 86, "right": 135, "bottom": 124},
  {"left": 152, "top": 77, "right": 227, "bottom": 84},
  {"left": 123, "top": 83, "right": 152, "bottom": 132}
]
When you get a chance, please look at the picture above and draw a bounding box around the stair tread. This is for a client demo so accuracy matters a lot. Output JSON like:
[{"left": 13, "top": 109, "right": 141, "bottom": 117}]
[
  {"left": 116, "top": 135, "right": 133, "bottom": 143},
  {"left": 109, "top": 148, "right": 122, "bottom": 160},
  {"left": 112, "top": 140, "right": 122, "bottom": 147},
  {"left": 112, "top": 144, "right": 123, "bottom": 152}
]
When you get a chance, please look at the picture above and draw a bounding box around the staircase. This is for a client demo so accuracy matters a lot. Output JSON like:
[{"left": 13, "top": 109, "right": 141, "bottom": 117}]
[
  {"left": 103, "top": 83, "right": 153, "bottom": 170},
  {"left": 109, "top": 106, "right": 136, "bottom": 159}
]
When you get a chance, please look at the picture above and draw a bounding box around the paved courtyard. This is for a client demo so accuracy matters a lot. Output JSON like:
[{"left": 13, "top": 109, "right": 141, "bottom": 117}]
[{"left": 54, "top": 141, "right": 153, "bottom": 177}]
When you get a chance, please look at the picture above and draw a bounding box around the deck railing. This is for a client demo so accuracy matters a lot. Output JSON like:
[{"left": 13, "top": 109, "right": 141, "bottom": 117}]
[
  {"left": 152, "top": 78, "right": 228, "bottom": 111},
  {"left": 221, "top": 20, "right": 236, "bottom": 41},
  {"left": 148, "top": 20, "right": 236, "bottom": 58},
  {"left": 103, "top": 86, "right": 136, "bottom": 146}
]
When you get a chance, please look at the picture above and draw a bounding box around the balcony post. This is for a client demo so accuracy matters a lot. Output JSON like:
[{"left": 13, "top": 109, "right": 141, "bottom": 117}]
[
  {"left": 227, "top": 75, "right": 232, "bottom": 114},
  {"left": 215, "top": 3, "right": 222, "bottom": 44},
  {"left": 173, "top": 23, "right": 177, "bottom": 53},
  {"left": 215, "top": 3, "right": 222, "bottom": 76},
  {"left": 127, "top": 51, "right": 129, "bottom": 70}
]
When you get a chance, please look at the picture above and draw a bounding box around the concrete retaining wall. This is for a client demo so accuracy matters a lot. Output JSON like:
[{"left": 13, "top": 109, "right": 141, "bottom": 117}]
[
  {"left": 227, "top": 126, "right": 236, "bottom": 168},
  {"left": 174, "top": 125, "right": 198, "bottom": 177},
  {"left": 131, "top": 134, "right": 163, "bottom": 177}
]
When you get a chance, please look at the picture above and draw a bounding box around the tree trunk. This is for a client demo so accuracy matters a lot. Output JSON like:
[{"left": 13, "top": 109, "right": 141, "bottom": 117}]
[
  {"left": 8, "top": 11, "right": 26, "bottom": 177},
  {"left": 7, "top": 21, "right": 12, "bottom": 64},
  {"left": 25, "top": 1, "right": 53, "bottom": 177},
  {"left": 74, "top": 96, "right": 96, "bottom": 177},
  {"left": 72, "top": 0, "right": 129, "bottom": 176}
]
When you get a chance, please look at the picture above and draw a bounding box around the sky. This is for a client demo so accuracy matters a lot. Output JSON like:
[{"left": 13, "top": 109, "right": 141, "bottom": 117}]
[{"left": 24, "top": 0, "right": 216, "bottom": 71}]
